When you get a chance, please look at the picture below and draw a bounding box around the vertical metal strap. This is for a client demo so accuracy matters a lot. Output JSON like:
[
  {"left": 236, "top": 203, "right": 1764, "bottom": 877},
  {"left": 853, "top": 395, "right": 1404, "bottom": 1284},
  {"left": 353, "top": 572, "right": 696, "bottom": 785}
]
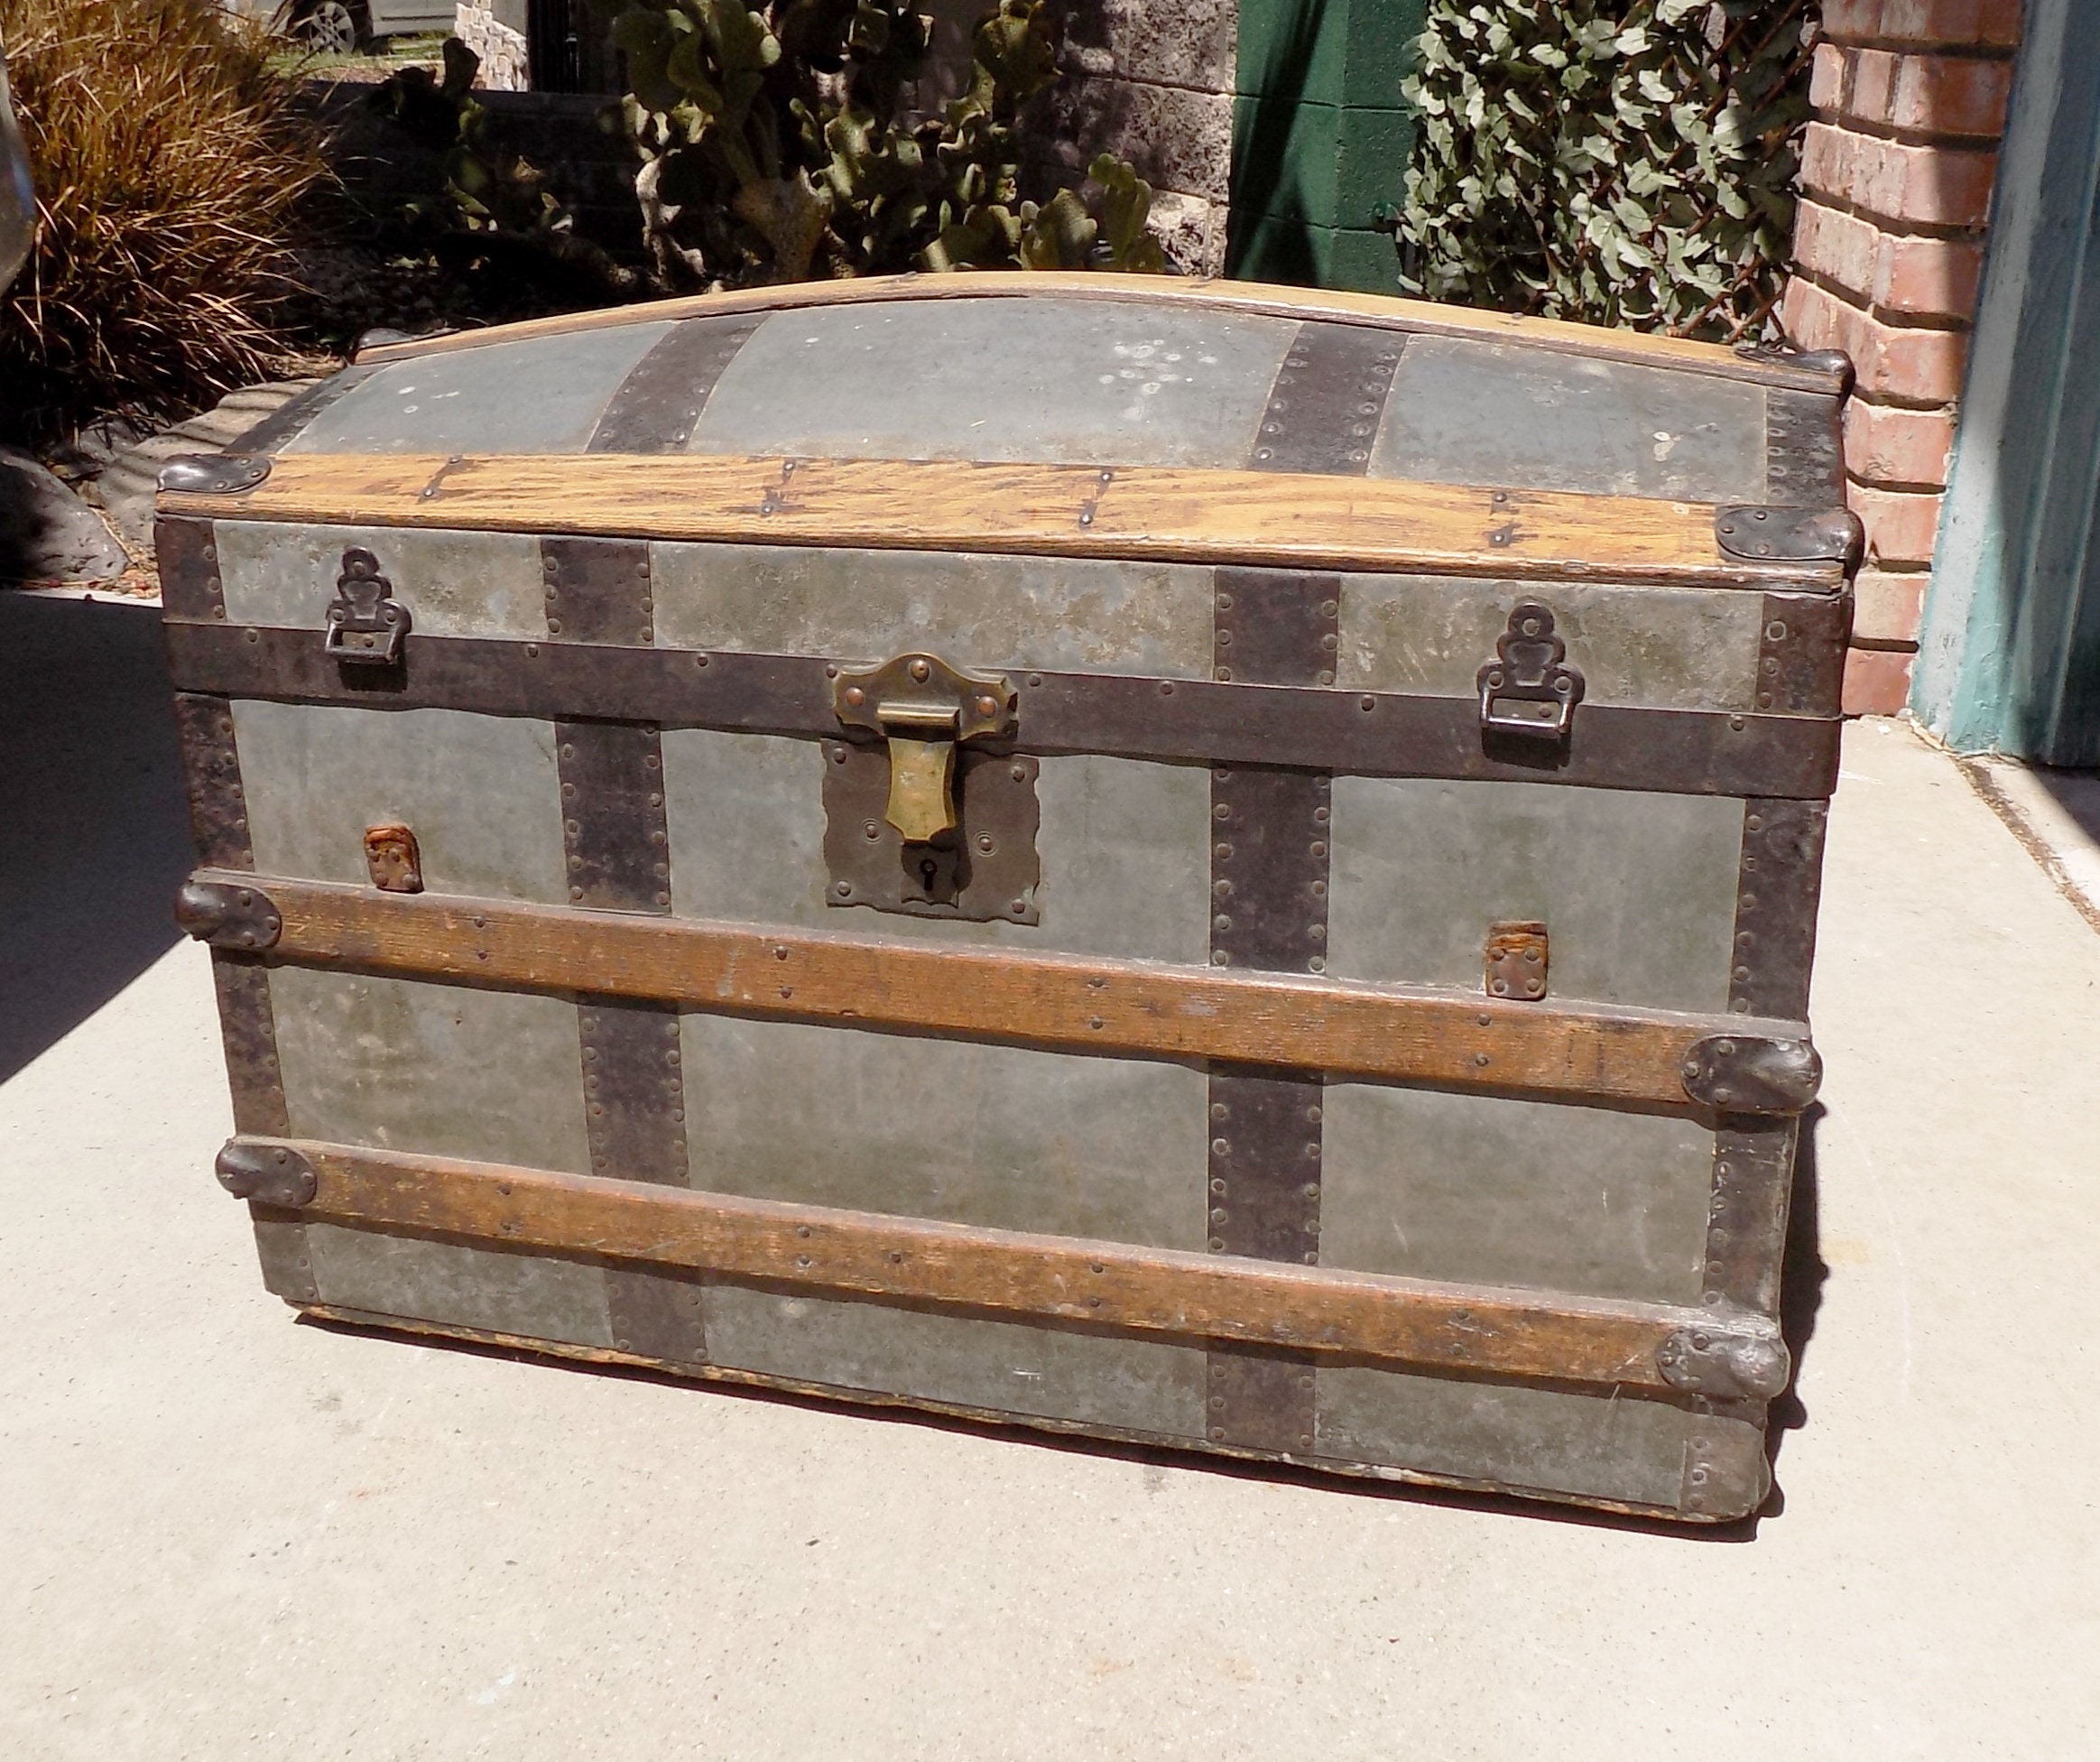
[
  {"left": 227, "top": 365, "right": 376, "bottom": 457},
  {"left": 1753, "top": 590, "right": 1852, "bottom": 718},
  {"left": 161, "top": 520, "right": 310, "bottom": 1301},
  {"left": 585, "top": 315, "right": 764, "bottom": 455},
  {"left": 1195, "top": 333, "right": 1400, "bottom": 1456},
  {"left": 1249, "top": 322, "right": 1405, "bottom": 476},
  {"left": 541, "top": 534, "right": 705, "bottom": 1364},
  {"left": 156, "top": 516, "right": 225, "bottom": 622},
  {"left": 1698, "top": 784, "right": 1833, "bottom": 1412},
  {"left": 1762, "top": 387, "right": 1846, "bottom": 508},
  {"left": 1705, "top": 1119, "right": 1799, "bottom": 1314},
  {"left": 1204, "top": 573, "right": 1339, "bottom": 1456},
  {"left": 1729, "top": 798, "right": 1827, "bottom": 1021}
]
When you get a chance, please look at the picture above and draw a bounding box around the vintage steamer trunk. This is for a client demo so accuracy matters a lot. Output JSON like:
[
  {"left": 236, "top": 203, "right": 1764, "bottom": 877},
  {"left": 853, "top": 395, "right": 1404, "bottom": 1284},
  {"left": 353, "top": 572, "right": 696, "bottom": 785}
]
[{"left": 158, "top": 274, "right": 1856, "bottom": 1522}]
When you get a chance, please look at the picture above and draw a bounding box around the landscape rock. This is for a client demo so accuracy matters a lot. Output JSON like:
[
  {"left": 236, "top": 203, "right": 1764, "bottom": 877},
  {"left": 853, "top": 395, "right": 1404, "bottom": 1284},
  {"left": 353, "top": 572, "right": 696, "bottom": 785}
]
[{"left": 0, "top": 448, "right": 129, "bottom": 584}]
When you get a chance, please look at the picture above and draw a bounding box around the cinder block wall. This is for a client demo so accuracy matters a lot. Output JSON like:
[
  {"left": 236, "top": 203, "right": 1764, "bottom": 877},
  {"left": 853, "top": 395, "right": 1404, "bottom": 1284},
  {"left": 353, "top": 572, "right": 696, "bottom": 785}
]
[{"left": 1781, "top": 0, "right": 2024, "bottom": 714}]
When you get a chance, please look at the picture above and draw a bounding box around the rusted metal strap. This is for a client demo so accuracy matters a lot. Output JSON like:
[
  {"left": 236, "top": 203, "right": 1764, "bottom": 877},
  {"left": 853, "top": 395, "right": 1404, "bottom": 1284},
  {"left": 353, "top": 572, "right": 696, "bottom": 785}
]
[
  {"left": 162, "top": 624, "right": 1842, "bottom": 801},
  {"left": 540, "top": 533, "right": 704, "bottom": 1361},
  {"left": 1207, "top": 562, "right": 1342, "bottom": 1453},
  {"left": 157, "top": 540, "right": 310, "bottom": 1303},
  {"left": 226, "top": 365, "right": 379, "bottom": 457},
  {"left": 1249, "top": 323, "right": 1403, "bottom": 476},
  {"left": 178, "top": 870, "right": 1823, "bottom": 1116},
  {"left": 225, "top": 1136, "right": 1790, "bottom": 1400},
  {"left": 586, "top": 315, "right": 763, "bottom": 454}
]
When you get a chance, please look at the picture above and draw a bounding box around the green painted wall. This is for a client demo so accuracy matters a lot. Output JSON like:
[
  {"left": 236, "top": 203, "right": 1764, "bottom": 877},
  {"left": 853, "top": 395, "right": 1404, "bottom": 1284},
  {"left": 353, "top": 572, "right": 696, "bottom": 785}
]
[
  {"left": 1913, "top": 0, "right": 2100, "bottom": 765},
  {"left": 1227, "top": 0, "right": 1424, "bottom": 292}
]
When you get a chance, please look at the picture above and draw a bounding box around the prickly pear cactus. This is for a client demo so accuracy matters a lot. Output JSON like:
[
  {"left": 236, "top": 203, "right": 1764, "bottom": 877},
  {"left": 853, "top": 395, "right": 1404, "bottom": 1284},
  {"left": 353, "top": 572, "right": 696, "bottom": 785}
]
[{"left": 608, "top": 0, "right": 1165, "bottom": 287}]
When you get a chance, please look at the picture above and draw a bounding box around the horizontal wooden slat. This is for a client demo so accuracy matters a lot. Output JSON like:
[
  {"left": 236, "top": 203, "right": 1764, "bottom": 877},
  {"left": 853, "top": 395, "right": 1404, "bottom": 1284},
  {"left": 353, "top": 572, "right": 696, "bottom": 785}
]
[
  {"left": 212, "top": 871, "right": 1813, "bottom": 1112},
  {"left": 161, "top": 624, "right": 1844, "bottom": 801},
  {"left": 355, "top": 271, "right": 1847, "bottom": 393},
  {"left": 273, "top": 1136, "right": 1757, "bottom": 1392},
  {"left": 162, "top": 453, "right": 1841, "bottom": 590}
]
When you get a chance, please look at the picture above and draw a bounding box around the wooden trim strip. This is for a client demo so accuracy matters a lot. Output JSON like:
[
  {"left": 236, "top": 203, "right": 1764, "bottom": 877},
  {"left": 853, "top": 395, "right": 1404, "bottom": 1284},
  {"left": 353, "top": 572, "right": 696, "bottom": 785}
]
[
  {"left": 162, "top": 623, "right": 1844, "bottom": 801},
  {"left": 161, "top": 453, "right": 1843, "bottom": 589},
  {"left": 273, "top": 1136, "right": 1753, "bottom": 1392},
  {"left": 355, "top": 272, "right": 1847, "bottom": 393},
  {"left": 216, "top": 870, "right": 1814, "bottom": 1112}
]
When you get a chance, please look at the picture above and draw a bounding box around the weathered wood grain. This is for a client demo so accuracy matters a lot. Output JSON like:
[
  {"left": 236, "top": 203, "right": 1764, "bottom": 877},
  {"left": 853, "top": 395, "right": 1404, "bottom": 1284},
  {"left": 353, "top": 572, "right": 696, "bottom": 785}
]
[
  {"left": 354, "top": 272, "right": 1847, "bottom": 393},
  {"left": 275, "top": 1136, "right": 1749, "bottom": 1391},
  {"left": 162, "top": 454, "right": 1842, "bottom": 590},
  {"left": 210, "top": 870, "right": 1811, "bottom": 1111}
]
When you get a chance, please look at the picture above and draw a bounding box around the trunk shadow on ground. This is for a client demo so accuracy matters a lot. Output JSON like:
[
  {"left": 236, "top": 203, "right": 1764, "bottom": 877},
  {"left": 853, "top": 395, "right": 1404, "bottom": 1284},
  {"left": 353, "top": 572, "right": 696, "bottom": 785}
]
[{"left": 0, "top": 594, "right": 193, "bottom": 1081}]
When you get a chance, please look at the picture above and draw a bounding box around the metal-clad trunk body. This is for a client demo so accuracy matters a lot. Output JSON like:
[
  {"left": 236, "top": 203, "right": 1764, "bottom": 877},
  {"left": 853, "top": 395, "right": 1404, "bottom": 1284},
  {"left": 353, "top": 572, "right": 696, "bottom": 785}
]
[{"left": 162, "top": 276, "right": 1850, "bottom": 1523}]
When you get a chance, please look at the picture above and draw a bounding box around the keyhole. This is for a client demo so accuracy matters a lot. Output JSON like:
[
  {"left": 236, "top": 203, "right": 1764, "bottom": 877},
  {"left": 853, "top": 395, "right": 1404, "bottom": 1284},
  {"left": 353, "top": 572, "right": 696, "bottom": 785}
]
[{"left": 919, "top": 856, "right": 939, "bottom": 892}]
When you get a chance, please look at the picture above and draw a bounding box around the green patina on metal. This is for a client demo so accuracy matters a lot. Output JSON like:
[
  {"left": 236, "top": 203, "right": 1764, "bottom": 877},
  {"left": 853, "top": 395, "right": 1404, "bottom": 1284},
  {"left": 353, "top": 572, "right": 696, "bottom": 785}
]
[
  {"left": 1227, "top": 0, "right": 1425, "bottom": 292},
  {"left": 1915, "top": 0, "right": 2100, "bottom": 765}
]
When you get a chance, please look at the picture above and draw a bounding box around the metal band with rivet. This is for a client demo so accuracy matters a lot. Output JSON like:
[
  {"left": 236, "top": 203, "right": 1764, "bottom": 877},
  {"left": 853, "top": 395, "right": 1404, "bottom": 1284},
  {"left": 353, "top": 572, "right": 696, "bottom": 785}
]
[
  {"left": 1198, "top": 328, "right": 1398, "bottom": 1457},
  {"left": 162, "top": 622, "right": 1846, "bottom": 802},
  {"left": 157, "top": 513, "right": 313, "bottom": 1303},
  {"left": 586, "top": 314, "right": 764, "bottom": 455},
  {"left": 1205, "top": 565, "right": 1337, "bottom": 1456},
  {"left": 539, "top": 534, "right": 705, "bottom": 1363}
]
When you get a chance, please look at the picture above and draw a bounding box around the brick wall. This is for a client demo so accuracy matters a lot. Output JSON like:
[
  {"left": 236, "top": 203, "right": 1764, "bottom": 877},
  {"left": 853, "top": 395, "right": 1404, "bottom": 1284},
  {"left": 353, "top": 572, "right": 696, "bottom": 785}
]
[{"left": 1780, "top": 0, "right": 2023, "bottom": 713}]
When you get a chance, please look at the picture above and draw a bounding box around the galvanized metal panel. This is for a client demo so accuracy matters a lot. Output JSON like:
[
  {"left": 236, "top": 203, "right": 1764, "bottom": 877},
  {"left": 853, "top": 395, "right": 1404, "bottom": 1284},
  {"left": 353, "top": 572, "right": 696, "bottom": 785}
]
[
  {"left": 1327, "top": 776, "right": 1743, "bottom": 1012},
  {"left": 215, "top": 521, "right": 547, "bottom": 639},
  {"left": 661, "top": 731, "right": 1212, "bottom": 963},
  {"left": 281, "top": 324, "right": 675, "bottom": 457},
  {"left": 269, "top": 967, "right": 593, "bottom": 1175},
  {"left": 1320, "top": 1083, "right": 1713, "bottom": 1304},
  {"left": 232, "top": 701, "right": 568, "bottom": 902},
  {"left": 1317, "top": 1367, "right": 1764, "bottom": 1515},
  {"left": 702, "top": 1285, "right": 1208, "bottom": 1439},
  {"left": 1371, "top": 336, "right": 1768, "bottom": 504},
  {"left": 680, "top": 1014, "right": 1208, "bottom": 1247},
  {"left": 649, "top": 543, "right": 1216, "bottom": 680},
  {"left": 1336, "top": 574, "right": 1765, "bottom": 711},
  {"left": 303, "top": 1224, "right": 615, "bottom": 1346},
  {"left": 689, "top": 299, "right": 1297, "bottom": 467}
]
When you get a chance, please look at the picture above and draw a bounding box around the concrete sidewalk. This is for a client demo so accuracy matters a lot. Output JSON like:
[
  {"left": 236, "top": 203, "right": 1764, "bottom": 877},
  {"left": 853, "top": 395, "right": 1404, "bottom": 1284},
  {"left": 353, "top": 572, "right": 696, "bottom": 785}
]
[{"left": 3, "top": 600, "right": 2096, "bottom": 1760}]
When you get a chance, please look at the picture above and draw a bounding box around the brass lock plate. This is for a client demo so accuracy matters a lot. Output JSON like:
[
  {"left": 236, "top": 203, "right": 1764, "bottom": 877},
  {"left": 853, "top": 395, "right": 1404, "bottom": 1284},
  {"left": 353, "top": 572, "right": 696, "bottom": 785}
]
[
  {"left": 822, "top": 742, "right": 1041, "bottom": 923},
  {"left": 832, "top": 653, "right": 1018, "bottom": 844}
]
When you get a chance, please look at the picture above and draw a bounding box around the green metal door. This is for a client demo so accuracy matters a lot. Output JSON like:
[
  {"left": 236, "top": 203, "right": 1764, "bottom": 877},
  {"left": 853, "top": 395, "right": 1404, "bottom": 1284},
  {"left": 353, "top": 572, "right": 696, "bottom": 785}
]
[{"left": 1914, "top": 0, "right": 2100, "bottom": 765}]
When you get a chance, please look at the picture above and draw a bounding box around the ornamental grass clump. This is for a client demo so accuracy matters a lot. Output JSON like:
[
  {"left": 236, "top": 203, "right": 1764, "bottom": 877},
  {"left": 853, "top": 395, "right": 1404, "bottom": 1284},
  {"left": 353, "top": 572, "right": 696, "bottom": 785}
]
[
  {"left": 1394, "top": 0, "right": 1817, "bottom": 341},
  {"left": 0, "top": 0, "right": 327, "bottom": 440}
]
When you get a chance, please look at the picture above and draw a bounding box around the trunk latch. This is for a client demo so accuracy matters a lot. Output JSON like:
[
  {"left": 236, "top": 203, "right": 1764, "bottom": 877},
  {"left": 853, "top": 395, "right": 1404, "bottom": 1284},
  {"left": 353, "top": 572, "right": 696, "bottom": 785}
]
[
  {"left": 1477, "top": 601, "right": 1584, "bottom": 741},
  {"left": 833, "top": 653, "right": 1018, "bottom": 843},
  {"left": 324, "top": 547, "right": 412, "bottom": 666}
]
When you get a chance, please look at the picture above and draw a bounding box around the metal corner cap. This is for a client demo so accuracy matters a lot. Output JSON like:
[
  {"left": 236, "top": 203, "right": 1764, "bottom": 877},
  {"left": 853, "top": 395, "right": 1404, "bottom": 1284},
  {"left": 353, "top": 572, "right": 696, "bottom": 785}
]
[
  {"left": 1733, "top": 340, "right": 1855, "bottom": 391},
  {"left": 173, "top": 877, "right": 282, "bottom": 951},
  {"left": 215, "top": 1138, "right": 317, "bottom": 1208},
  {"left": 157, "top": 452, "right": 272, "bottom": 496},
  {"left": 1679, "top": 1034, "right": 1822, "bottom": 1115},
  {"left": 1657, "top": 1322, "right": 1791, "bottom": 1401},
  {"left": 1714, "top": 504, "right": 1864, "bottom": 569}
]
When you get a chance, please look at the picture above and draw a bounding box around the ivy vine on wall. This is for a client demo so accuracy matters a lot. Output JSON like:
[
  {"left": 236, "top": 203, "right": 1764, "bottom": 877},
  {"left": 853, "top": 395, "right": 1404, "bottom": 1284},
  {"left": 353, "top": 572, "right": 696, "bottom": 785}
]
[{"left": 1393, "top": 0, "right": 1818, "bottom": 341}]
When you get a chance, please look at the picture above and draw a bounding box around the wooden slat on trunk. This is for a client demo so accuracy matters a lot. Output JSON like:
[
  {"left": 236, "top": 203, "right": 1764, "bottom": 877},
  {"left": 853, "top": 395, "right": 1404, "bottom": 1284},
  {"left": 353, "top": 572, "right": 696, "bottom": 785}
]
[
  {"left": 206, "top": 870, "right": 1814, "bottom": 1113},
  {"left": 273, "top": 1136, "right": 1758, "bottom": 1393},
  {"left": 162, "top": 454, "right": 1843, "bottom": 590}
]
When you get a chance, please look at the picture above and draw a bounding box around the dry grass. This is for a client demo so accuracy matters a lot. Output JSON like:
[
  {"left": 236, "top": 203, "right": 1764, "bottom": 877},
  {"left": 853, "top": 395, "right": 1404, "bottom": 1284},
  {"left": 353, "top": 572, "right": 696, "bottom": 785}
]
[{"left": 0, "top": 0, "right": 329, "bottom": 441}]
